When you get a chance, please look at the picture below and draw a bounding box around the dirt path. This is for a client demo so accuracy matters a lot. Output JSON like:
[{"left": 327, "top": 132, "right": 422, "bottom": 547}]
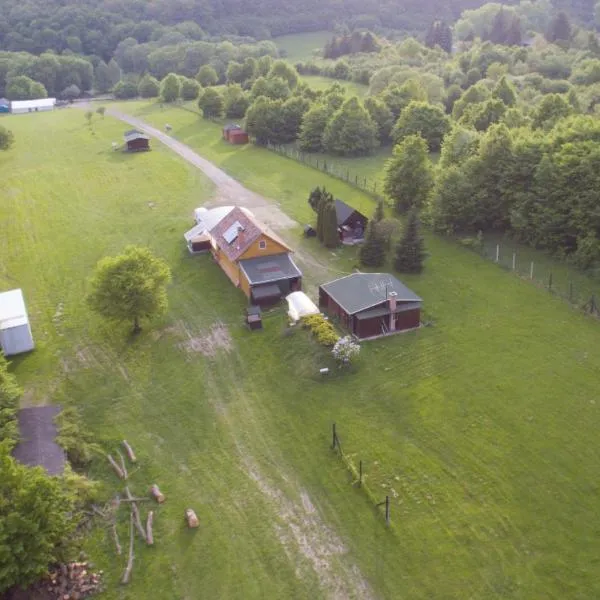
[{"left": 108, "top": 108, "right": 296, "bottom": 231}]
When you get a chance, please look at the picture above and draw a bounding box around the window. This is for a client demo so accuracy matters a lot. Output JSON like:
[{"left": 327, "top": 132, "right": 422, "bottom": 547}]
[{"left": 259, "top": 240, "right": 267, "bottom": 250}]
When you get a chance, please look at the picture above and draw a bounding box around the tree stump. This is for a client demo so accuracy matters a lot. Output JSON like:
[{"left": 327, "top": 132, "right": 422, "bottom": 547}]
[
  {"left": 185, "top": 509, "right": 199, "bottom": 528},
  {"left": 150, "top": 484, "right": 165, "bottom": 503}
]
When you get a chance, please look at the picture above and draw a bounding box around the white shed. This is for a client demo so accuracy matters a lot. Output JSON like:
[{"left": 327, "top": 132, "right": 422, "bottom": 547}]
[
  {"left": 0, "top": 289, "right": 34, "bottom": 356},
  {"left": 286, "top": 291, "right": 319, "bottom": 322},
  {"left": 11, "top": 98, "right": 56, "bottom": 114}
]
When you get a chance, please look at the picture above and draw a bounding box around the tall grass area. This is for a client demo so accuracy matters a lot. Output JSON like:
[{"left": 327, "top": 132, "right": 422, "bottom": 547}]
[
  {"left": 3, "top": 106, "right": 600, "bottom": 599},
  {"left": 275, "top": 30, "right": 332, "bottom": 62}
]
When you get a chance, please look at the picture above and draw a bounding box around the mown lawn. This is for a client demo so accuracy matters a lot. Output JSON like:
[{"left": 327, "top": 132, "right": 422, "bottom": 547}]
[
  {"left": 300, "top": 74, "right": 369, "bottom": 97},
  {"left": 275, "top": 30, "right": 333, "bottom": 62},
  {"left": 3, "top": 106, "right": 600, "bottom": 599}
]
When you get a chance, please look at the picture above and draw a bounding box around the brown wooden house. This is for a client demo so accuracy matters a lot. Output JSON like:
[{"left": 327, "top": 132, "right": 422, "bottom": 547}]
[
  {"left": 319, "top": 273, "right": 421, "bottom": 339},
  {"left": 124, "top": 129, "right": 150, "bottom": 151},
  {"left": 222, "top": 123, "right": 249, "bottom": 144},
  {"left": 335, "top": 199, "right": 367, "bottom": 244}
]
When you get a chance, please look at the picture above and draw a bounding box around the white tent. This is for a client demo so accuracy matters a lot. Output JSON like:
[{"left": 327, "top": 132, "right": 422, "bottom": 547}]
[
  {"left": 286, "top": 291, "right": 319, "bottom": 322},
  {"left": 0, "top": 289, "right": 34, "bottom": 355},
  {"left": 10, "top": 98, "right": 56, "bottom": 114}
]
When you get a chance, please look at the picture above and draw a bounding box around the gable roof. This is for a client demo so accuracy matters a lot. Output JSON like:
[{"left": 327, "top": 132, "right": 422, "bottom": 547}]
[
  {"left": 124, "top": 129, "right": 150, "bottom": 142},
  {"left": 223, "top": 123, "right": 242, "bottom": 132},
  {"left": 320, "top": 272, "right": 421, "bottom": 315},
  {"left": 13, "top": 406, "right": 65, "bottom": 476},
  {"left": 334, "top": 199, "right": 367, "bottom": 227},
  {"left": 210, "top": 206, "right": 291, "bottom": 262}
]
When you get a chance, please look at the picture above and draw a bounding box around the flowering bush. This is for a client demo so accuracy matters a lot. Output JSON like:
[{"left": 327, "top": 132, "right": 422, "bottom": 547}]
[
  {"left": 300, "top": 314, "right": 339, "bottom": 346},
  {"left": 332, "top": 336, "right": 360, "bottom": 365}
]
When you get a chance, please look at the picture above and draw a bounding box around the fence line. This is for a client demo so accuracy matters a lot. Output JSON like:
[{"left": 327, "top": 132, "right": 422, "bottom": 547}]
[
  {"left": 331, "top": 423, "right": 392, "bottom": 528},
  {"left": 266, "top": 142, "right": 386, "bottom": 202}
]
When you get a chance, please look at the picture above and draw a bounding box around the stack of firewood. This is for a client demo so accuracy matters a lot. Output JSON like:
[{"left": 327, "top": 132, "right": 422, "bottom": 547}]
[{"left": 45, "top": 562, "right": 102, "bottom": 599}]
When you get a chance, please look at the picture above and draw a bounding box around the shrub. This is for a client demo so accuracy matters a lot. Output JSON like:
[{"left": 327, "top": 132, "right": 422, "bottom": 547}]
[
  {"left": 300, "top": 314, "right": 339, "bottom": 346},
  {"left": 332, "top": 336, "right": 361, "bottom": 366}
]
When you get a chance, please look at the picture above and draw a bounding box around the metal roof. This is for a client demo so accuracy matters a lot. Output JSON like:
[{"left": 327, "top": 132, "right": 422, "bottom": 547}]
[
  {"left": 124, "top": 129, "right": 150, "bottom": 142},
  {"left": 334, "top": 199, "right": 366, "bottom": 227},
  {"left": 13, "top": 406, "right": 65, "bottom": 476},
  {"left": 11, "top": 98, "right": 56, "bottom": 110},
  {"left": 320, "top": 273, "right": 421, "bottom": 315},
  {"left": 0, "top": 289, "right": 29, "bottom": 330},
  {"left": 239, "top": 254, "right": 302, "bottom": 285}
]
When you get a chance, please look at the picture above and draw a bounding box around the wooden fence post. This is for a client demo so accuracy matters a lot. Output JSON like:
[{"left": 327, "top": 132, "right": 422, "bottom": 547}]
[
  {"left": 385, "top": 495, "right": 390, "bottom": 526},
  {"left": 332, "top": 423, "right": 337, "bottom": 450}
]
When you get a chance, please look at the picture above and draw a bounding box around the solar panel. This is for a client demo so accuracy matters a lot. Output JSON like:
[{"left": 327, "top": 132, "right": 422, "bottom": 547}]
[{"left": 223, "top": 221, "right": 244, "bottom": 244}]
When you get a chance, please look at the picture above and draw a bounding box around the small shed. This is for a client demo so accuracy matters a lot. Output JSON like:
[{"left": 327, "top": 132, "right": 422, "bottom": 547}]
[
  {"left": 11, "top": 98, "right": 56, "bottom": 114},
  {"left": 124, "top": 129, "right": 150, "bottom": 152},
  {"left": 184, "top": 223, "right": 212, "bottom": 254},
  {"left": 0, "top": 98, "right": 9, "bottom": 113},
  {"left": 246, "top": 305, "right": 262, "bottom": 330},
  {"left": 319, "top": 273, "right": 421, "bottom": 339},
  {"left": 0, "top": 289, "right": 34, "bottom": 356},
  {"left": 286, "top": 291, "right": 319, "bottom": 322},
  {"left": 13, "top": 406, "right": 65, "bottom": 476},
  {"left": 222, "top": 123, "right": 249, "bottom": 144},
  {"left": 335, "top": 199, "right": 368, "bottom": 244}
]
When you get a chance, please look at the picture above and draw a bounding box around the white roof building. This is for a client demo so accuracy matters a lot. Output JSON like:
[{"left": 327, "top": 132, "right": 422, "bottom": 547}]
[
  {"left": 286, "top": 291, "right": 319, "bottom": 322},
  {"left": 11, "top": 98, "right": 56, "bottom": 114},
  {"left": 0, "top": 289, "right": 34, "bottom": 355}
]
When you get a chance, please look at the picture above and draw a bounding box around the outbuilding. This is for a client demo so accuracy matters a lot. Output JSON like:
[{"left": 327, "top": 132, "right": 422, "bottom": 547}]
[
  {"left": 0, "top": 289, "right": 34, "bottom": 356},
  {"left": 124, "top": 129, "right": 150, "bottom": 151},
  {"left": 319, "top": 273, "right": 421, "bottom": 339},
  {"left": 0, "top": 98, "right": 9, "bottom": 113},
  {"left": 10, "top": 98, "right": 56, "bottom": 114},
  {"left": 286, "top": 291, "right": 319, "bottom": 322},
  {"left": 335, "top": 199, "right": 367, "bottom": 244},
  {"left": 222, "top": 123, "right": 249, "bottom": 144}
]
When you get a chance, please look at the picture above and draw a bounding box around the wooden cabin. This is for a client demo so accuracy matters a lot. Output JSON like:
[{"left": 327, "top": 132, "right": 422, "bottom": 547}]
[
  {"left": 222, "top": 123, "right": 249, "bottom": 144},
  {"left": 124, "top": 129, "right": 150, "bottom": 151},
  {"left": 334, "top": 199, "right": 367, "bottom": 244}
]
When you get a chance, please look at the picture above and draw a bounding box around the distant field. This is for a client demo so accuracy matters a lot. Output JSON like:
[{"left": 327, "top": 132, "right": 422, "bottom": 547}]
[
  {"left": 301, "top": 74, "right": 369, "bottom": 97},
  {"left": 275, "top": 30, "right": 332, "bottom": 62},
  {"left": 5, "top": 104, "right": 600, "bottom": 599}
]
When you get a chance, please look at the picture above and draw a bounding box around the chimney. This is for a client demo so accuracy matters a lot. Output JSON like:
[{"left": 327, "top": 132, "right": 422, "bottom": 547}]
[{"left": 388, "top": 291, "right": 398, "bottom": 332}]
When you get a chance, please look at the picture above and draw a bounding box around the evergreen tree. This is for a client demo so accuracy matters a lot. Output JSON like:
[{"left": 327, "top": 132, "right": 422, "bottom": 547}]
[
  {"left": 322, "top": 97, "right": 378, "bottom": 156},
  {"left": 373, "top": 199, "right": 385, "bottom": 222},
  {"left": 546, "top": 12, "right": 571, "bottom": 43},
  {"left": 308, "top": 186, "right": 323, "bottom": 213},
  {"left": 394, "top": 209, "right": 426, "bottom": 273},
  {"left": 322, "top": 201, "right": 339, "bottom": 248},
  {"left": 384, "top": 134, "right": 434, "bottom": 214},
  {"left": 316, "top": 189, "right": 334, "bottom": 243},
  {"left": 359, "top": 222, "right": 386, "bottom": 267},
  {"left": 425, "top": 21, "right": 452, "bottom": 53}
]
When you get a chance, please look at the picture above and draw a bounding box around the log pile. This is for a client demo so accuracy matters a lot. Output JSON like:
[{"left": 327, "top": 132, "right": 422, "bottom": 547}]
[
  {"left": 45, "top": 562, "right": 102, "bottom": 599},
  {"left": 149, "top": 484, "right": 165, "bottom": 503},
  {"left": 185, "top": 508, "right": 199, "bottom": 528}
]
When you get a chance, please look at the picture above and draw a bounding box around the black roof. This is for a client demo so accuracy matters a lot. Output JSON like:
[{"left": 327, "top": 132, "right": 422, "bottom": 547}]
[
  {"left": 124, "top": 129, "right": 150, "bottom": 142},
  {"left": 239, "top": 254, "right": 302, "bottom": 285},
  {"left": 223, "top": 123, "right": 242, "bottom": 132},
  {"left": 320, "top": 272, "right": 421, "bottom": 315},
  {"left": 334, "top": 199, "right": 366, "bottom": 227},
  {"left": 13, "top": 406, "right": 65, "bottom": 476}
]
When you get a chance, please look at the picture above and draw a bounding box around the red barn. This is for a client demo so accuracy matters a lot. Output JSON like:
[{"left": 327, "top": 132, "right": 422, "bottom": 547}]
[
  {"left": 319, "top": 272, "right": 421, "bottom": 339},
  {"left": 222, "top": 123, "right": 249, "bottom": 144},
  {"left": 124, "top": 129, "right": 150, "bottom": 151}
]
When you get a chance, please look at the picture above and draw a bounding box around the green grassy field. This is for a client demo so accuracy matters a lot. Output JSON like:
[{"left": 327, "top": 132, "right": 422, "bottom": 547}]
[
  {"left": 275, "top": 31, "right": 333, "bottom": 62},
  {"left": 300, "top": 74, "right": 369, "bottom": 97},
  {"left": 4, "top": 106, "right": 600, "bottom": 599}
]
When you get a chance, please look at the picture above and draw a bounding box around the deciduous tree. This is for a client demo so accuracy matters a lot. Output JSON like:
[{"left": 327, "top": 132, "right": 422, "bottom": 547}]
[
  {"left": 392, "top": 100, "right": 450, "bottom": 152},
  {"left": 0, "top": 126, "right": 14, "bottom": 151},
  {"left": 198, "top": 87, "right": 224, "bottom": 119},
  {"left": 160, "top": 72, "right": 181, "bottom": 102},
  {"left": 223, "top": 84, "right": 250, "bottom": 118},
  {"left": 87, "top": 246, "right": 171, "bottom": 333},
  {"left": 180, "top": 76, "right": 201, "bottom": 100},
  {"left": 322, "top": 97, "right": 378, "bottom": 156},
  {"left": 364, "top": 96, "right": 394, "bottom": 145},
  {"left": 298, "top": 104, "right": 331, "bottom": 152},
  {"left": 196, "top": 64, "right": 218, "bottom": 87},
  {"left": 384, "top": 134, "right": 434, "bottom": 214},
  {"left": 138, "top": 74, "right": 160, "bottom": 98}
]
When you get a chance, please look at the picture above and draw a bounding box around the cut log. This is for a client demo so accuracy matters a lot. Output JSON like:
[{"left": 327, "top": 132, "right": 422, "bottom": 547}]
[
  {"left": 111, "top": 523, "right": 122, "bottom": 556},
  {"left": 117, "top": 450, "right": 128, "bottom": 480},
  {"left": 107, "top": 455, "right": 125, "bottom": 479},
  {"left": 149, "top": 484, "right": 165, "bottom": 503},
  {"left": 185, "top": 508, "right": 199, "bottom": 528},
  {"left": 122, "top": 440, "right": 137, "bottom": 463},
  {"left": 121, "top": 512, "right": 134, "bottom": 585},
  {"left": 125, "top": 487, "right": 147, "bottom": 542},
  {"left": 146, "top": 511, "right": 154, "bottom": 546}
]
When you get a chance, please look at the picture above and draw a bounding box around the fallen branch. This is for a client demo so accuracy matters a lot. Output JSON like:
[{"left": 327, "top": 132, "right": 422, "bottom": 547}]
[
  {"left": 117, "top": 450, "right": 128, "bottom": 480},
  {"left": 146, "top": 511, "right": 154, "bottom": 546},
  {"left": 107, "top": 454, "right": 125, "bottom": 479},
  {"left": 112, "top": 522, "right": 122, "bottom": 556},
  {"left": 91, "top": 505, "right": 107, "bottom": 518},
  {"left": 121, "top": 512, "right": 134, "bottom": 584},
  {"left": 122, "top": 440, "right": 137, "bottom": 463},
  {"left": 125, "top": 487, "right": 147, "bottom": 542},
  {"left": 119, "top": 497, "right": 150, "bottom": 503}
]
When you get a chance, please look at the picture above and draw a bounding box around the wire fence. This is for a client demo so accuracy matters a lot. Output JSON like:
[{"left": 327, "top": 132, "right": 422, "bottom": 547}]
[
  {"left": 476, "top": 240, "right": 600, "bottom": 317},
  {"left": 331, "top": 423, "right": 393, "bottom": 528},
  {"left": 265, "top": 142, "right": 386, "bottom": 201}
]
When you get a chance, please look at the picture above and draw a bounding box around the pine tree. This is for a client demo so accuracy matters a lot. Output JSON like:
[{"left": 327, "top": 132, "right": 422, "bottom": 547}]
[
  {"left": 394, "top": 210, "right": 426, "bottom": 273},
  {"left": 359, "top": 222, "right": 386, "bottom": 267},
  {"left": 308, "top": 186, "right": 323, "bottom": 213},
  {"left": 373, "top": 199, "right": 385, "bottom": 222},
  {"left": 323, "top": 201, "right": 339, "bottom": 248},
  {"left": 546, "top": 12, "right": 571, "bottom": 43}
]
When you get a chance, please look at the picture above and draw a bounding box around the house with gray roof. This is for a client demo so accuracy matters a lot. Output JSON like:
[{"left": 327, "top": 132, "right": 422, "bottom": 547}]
[{"left": 319, "top": 272, "right": 422, "bottom": 339}]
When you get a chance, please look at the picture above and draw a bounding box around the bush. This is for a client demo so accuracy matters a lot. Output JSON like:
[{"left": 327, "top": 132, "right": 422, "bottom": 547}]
[
  {"left": 332, "top": 336, "right": 360, "bottom": 366},
  {"left": 300, "top": 314, "right": 339, "bottom": 346},
  {"left": 55, "top": 407, "right": 100, "bottom": 469}
]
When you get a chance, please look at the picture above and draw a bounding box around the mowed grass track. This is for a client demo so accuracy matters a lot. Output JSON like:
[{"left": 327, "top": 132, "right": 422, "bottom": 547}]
[{"left": 3, "top": 106, "right": 600, "bottom": 598}]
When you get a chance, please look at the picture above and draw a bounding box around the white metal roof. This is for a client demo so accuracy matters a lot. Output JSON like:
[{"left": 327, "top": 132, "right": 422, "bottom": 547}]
[
  {"left": 286, "top": 291, "right": 319, "bottom": 321},
  {"left": 11, "top": 98, "right": 56, "bottom": 110},
  {"left": 193, "top": 206, "right": 253, "bottom": 232},
  {"left": 0, "top": 289, "right": 29, "bottom": 330}
]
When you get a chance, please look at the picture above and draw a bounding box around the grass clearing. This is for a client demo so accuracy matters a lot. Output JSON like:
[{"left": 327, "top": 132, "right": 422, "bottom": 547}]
[
  {"left": 300, "top": 75, "right": 369, "bottom": 97},
  {"left": 275, "top": 31, "right": 333, "bottom": 62},
  {"left": 4, "top": 105, "right": 600, "bottom": 599}
]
